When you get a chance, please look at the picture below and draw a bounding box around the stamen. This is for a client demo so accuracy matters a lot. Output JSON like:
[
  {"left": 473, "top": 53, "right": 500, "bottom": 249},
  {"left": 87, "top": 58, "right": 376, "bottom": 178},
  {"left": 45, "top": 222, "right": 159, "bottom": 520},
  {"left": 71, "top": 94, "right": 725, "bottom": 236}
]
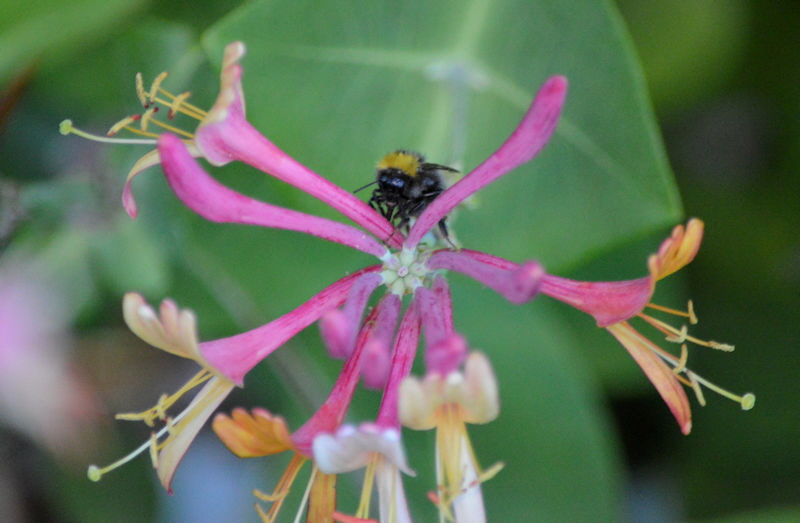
[
  {"left": 672, "top": 344, "right": 689, "bottom": 374},
  {"left": 59, "top": 119, "right": 157, "bottom": 145},
  {"left": 355, "top": 456, "right": 378, "bottom": 518},
  {"left": 687, "top": 300, "right": 697, "bottom": 324},
  {"left": 86, "top": 405, "right": 190, "bottom": 482},
  {"left": 646, "top": 301, "right": 696, "bottom": 322},
  {"left": 135, "top": 72, "right": 148, "bottom": 106},
  {"left": 253, "top": 454, "right": 308, "bottom": 523},
  {"left": 687, "top": 372, "right": 707, "bottom": 406},
  {"left": 107, "top": 115, "right": 141, "bottom": 136},
  {"left": 638, "top": 312, "right": 734, "bottom": 352},
  {"left": 148, "top": 72, "right": 169, "bottom": 103},
  {"left": 115, "top": 369, "right": 212, "bottom": 425},
  {"left": 148, "top": 431, "right": 160, "bottom": 467},
  {"left": 139, "top": 106, "right": 159, "bottom": 133},
  {"left": 666, "top": 324, "right": 688, "bottom": 344},
  {"left": 146, "top": 116, "right": 196, "bottom": 139},
  {"left": 168, "top": 91, "right": 193, "bottom": 119}
]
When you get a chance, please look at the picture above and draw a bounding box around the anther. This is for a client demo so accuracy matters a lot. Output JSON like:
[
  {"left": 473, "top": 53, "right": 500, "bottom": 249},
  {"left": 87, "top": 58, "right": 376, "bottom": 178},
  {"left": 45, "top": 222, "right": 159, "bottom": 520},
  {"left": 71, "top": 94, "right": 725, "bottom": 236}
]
[
  {"left": 135, "top": 72, "right": 147, "bottom": 106},
  {"left": 687, "top": 300, "right": 697, "bottom": 324},
  {"left": 107, "top": 115, "right": 141, "bottom": 137},
  {"left": 672, "top": 344, "right": 688, "bottom": 374},
  {"left": 667, "top": 324, "right": 688, "bottom": 344},
  {"left": 687, "top": 372, "right": 706, "bottom": 406},
  {"left": 140, "top": 106, "right": 159, "bottom": 132},
  {"left": 168, "top": 91, "right": 192, "bottom": 119},
  {"left": 148, "top": 72, "right": 169, "bottom": 103}
]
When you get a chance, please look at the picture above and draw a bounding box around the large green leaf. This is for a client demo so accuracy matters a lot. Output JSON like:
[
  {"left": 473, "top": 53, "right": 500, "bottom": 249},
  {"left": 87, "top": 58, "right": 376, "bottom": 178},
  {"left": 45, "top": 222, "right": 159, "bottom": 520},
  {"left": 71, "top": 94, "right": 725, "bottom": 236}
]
[
  {"left": 0, "top": 0, "right": 145, "bottom": 86},
  {"left": 80, "top": 0, "right": 680, "bottom": 520},
  {"left": 203, "top": 0, "right": 682, "bottom": 270}
]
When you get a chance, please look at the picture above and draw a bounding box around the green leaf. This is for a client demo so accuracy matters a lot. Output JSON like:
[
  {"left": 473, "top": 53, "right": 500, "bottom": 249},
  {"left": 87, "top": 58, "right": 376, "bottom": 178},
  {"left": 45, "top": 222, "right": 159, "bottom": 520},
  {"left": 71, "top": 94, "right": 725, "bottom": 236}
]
[
  {"left": 203, "top": 0, "right": 682, "bottom": 270},
  {"left": 0, "top": 0, "right": 145, "bottom": 86},
  {"left": 177, "top": 1, "right": 677, "bottom": 519}
]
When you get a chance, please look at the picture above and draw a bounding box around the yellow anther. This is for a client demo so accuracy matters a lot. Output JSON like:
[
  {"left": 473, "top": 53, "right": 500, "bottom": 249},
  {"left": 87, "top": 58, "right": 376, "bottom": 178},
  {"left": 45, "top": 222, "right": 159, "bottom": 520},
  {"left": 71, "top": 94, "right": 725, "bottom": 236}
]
[
  {"left": 149, "top": 71, "right": 169, "bottom": 103},
  {"left": 168, "top": 91, "right": 192, "bottom": 119},
  {"left": 667, "top": 324, "right": 688, "bottom": 343},
  {"left": 672, "top": 344, "right": 688, "bottom": 374},
  {"left": 107, "top": 115, "right": 141, "bottom": 137},
  {"left": 687, "top": 372, "right": 707, "bottom": 406},
  {"left": 687, "top": 300, "right": 698, "bottom": 324},
  {"left": 135, "top": 72, "right": 147, "bottom": 106},
  {"left": 709, "top": 340, "right": 735, "bottom": 352},
  {"left": 140, "top": 106, "right": 159, "bottom": 133}
]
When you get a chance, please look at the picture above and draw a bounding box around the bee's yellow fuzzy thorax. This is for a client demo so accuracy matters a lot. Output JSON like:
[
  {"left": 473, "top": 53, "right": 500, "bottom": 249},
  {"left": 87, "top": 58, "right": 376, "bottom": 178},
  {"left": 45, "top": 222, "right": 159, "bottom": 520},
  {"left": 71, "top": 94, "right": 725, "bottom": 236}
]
[{"left": 377, "top": 150, "right": 421, "bottom": 178}]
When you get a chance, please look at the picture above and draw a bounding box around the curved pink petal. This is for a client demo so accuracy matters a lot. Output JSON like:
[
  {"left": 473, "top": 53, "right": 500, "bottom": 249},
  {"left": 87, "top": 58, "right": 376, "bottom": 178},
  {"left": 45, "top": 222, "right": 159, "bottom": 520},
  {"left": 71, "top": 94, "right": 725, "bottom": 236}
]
[
  {"left": 540, "top": 274, "right": 653, "bottom": 327},
  {"left": 375, "top": 302, "right": 421, "bottom": 429},
  {"left": 428, "top": 250, "right": 543, "bottom": 304},
  {"left": 407, "top": 75, "right": 567, "bottom": 247},
  {"left": 158, "top": 134, "right": 387, "bottom": 257},
  {"left": 607, "top": 322, "right": 692, "bottom": 434},
  {"left": 200, "top": 266, "right": 380, "bottom": 385},
  {"left": 156, "top": 376, "right": 235, "bottom": 491},
  {"left": 193, "top": 47, "right": 396, "bottom": 245}
]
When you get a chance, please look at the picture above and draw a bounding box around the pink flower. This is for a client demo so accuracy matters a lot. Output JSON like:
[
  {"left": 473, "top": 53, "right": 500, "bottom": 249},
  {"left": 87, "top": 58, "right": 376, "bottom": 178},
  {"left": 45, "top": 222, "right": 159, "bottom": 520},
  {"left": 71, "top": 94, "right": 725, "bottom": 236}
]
[
  {"left": 0, "top": 265, "right": 102, "bottom": 456},
  {"left": 66, "top": 41, "right": 752, "bottom": 521}
]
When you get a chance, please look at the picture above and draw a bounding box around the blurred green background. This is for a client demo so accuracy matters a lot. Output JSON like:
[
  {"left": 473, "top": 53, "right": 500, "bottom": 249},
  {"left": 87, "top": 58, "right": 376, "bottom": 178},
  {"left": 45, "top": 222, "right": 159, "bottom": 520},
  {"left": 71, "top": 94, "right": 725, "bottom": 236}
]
[{"left": 0, "top": 1, "right": 797, "bottom": 522}]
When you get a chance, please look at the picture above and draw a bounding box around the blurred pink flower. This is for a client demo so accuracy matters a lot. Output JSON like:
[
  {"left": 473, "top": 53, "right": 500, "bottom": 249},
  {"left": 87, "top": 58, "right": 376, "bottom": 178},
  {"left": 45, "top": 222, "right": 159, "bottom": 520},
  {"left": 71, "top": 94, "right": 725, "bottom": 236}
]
[{"left": 0, "top": 265, "right": 101, "bottom": 456}]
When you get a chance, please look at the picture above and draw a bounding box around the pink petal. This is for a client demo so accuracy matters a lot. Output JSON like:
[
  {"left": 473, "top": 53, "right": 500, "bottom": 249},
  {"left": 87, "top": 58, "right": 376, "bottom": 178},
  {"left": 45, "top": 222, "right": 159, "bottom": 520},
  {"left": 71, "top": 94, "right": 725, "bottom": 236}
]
[
  {"left": 607, "top": 322, "right": 692, "bottom": 435},
  {"left": 428, "top": 250, "right": 543, "bottom": 304},
  {"left": 319, "top": 272, "right": 383, "bottom": 358},
  {"left": 156, "top": 376, "right": 235, "bottom": 491},
  {"left": 158, "top": 134, "right": 387, "bottom": 257},
  {"left": 200, "top": 266, "right": 380, "bottom": 385},
  {"left": 407, "top": 76, "right": 567, "bottom": 247},
  {"left": 375, "top": 302, "right": 421, "bottom": 428},
  {"left": 540, "top": 274, "right": 653, "bottom": 327},
  {"left": 193, "top": 58, "right": 397, "bottom": 245}
]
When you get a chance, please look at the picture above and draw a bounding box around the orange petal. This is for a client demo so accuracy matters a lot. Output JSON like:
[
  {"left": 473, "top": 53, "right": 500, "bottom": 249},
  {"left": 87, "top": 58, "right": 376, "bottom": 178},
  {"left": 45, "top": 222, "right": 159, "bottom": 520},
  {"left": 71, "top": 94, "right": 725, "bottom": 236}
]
[
  {"left": 648, "top": 218, "right": 704, "bottom": 282},
  {"left": 607, "top": 322, "right": 692, "bottom": 435},
  {"left": 212, "top": 407, "right": 294, "bottom": 457}
]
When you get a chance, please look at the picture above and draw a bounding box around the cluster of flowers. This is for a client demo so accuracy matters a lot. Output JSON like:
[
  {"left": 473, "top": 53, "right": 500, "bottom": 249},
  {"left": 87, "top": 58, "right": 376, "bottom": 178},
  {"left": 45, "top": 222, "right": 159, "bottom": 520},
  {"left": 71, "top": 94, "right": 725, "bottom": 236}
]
[{"left": 62, "top": 42, "right": 753, "bottom": 522}]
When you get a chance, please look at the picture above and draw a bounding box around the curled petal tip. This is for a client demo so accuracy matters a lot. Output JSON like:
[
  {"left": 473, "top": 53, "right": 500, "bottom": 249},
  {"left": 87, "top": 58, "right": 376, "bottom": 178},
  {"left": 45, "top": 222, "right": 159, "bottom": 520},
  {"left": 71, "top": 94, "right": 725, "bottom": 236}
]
[
  {"left": 223, "top": 41, "right": 247, "bottom": 67},
  {"left": 543, "top": 75, "right": 568, "bottom": 96},
  {"left": 122, "top": 186, "right": 138, "bottom": 218}
]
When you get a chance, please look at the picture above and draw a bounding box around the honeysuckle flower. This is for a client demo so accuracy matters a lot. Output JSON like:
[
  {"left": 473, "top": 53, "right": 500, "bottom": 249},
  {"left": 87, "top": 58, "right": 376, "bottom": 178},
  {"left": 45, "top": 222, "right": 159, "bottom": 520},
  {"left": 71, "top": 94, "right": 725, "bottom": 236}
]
[
  {"left": 310, "top": 300, "right": 421, "bottom": 523},
  {"left": 66, "top": 39, "right": 753, "bottom": 522},
  {"left": 465, "top": 219, "right": 756, "bottom": 434},
  {"left": 399, "top": 351, "right": 503, "bottom": 523},
  {"left": 212, "top": 301, "right": 401, "bottom": 521}
]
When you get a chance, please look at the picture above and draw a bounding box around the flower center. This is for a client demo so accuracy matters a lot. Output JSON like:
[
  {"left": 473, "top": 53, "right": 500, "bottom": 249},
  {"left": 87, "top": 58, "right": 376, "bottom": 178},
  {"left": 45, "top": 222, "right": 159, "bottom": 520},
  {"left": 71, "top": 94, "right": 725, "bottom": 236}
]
[{"left": 380, "top": 247, "right": 437, "bottom": 295}]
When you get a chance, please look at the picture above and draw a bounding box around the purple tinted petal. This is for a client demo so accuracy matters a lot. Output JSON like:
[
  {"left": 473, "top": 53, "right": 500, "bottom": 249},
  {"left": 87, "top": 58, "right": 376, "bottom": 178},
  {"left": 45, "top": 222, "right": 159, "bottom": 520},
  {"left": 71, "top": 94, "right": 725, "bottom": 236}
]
[
  {"left": 319, "top": 272, "right": 383, "bottom": 358},
  {"left": 428, "top": 250, "right": 543, "bottom": 304}
]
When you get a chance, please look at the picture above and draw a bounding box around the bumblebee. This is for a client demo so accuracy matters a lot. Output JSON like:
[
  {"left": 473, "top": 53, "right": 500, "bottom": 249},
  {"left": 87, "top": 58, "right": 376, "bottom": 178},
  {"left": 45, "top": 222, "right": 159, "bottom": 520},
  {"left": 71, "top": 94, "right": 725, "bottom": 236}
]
[{"left": 357, "top": 150, "right": 458, "bottom": 241}]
